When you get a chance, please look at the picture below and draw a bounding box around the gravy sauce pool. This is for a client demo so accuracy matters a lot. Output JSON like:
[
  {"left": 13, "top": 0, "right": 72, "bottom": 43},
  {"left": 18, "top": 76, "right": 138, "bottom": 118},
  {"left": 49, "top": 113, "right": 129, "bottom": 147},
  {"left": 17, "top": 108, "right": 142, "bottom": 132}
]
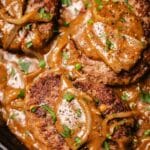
[
  {"left": 0, "top": 49, "right": 149, "bottom": 150},
  {"left": 0, "top": 0, "right": 149, "bottom": 150}
]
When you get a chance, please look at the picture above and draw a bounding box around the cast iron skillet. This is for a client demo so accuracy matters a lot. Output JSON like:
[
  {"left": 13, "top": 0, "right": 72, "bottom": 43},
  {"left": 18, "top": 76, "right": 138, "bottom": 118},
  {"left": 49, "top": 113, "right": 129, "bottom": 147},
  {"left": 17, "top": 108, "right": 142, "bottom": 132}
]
[{"left": 0, "top": 113, "right": 27, "bottom": 150}]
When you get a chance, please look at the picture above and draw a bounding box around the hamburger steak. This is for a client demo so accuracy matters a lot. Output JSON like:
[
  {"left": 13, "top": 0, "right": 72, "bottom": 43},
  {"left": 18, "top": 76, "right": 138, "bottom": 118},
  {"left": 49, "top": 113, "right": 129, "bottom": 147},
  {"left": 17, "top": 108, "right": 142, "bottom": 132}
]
[
  {"left": 25, "top": 69, "right": 137, "bottom": 149},
  {"left": 0, "top": 0, "right": 58, "bottom": 54}
]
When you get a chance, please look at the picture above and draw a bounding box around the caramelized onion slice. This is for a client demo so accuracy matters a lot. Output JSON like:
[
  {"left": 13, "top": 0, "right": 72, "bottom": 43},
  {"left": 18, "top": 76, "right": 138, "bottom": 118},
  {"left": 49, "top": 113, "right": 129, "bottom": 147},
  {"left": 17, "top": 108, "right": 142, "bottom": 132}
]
[
  {"left": 56, "top": 87, "right": 92, "bottom": 150},
  {"left": 0, "top": 9, "right": 53, "bottom": 25},
  {"left": 102, "top": 111, "right": 138, "bottom": 137}
]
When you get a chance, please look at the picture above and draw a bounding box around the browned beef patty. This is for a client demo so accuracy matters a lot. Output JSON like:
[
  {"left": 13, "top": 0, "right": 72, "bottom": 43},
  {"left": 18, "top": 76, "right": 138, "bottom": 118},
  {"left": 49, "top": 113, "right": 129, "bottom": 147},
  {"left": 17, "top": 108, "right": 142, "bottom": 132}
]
[
  {"left": 0, "top": 0, "right": 58, "bottom": 54},
  {"left": 73, "top": 79, "right": 136, "bottom": 143},
  {"left": 80, "top": 47, "right": 150, "bottom": 85},
  {"left": 25, "top": 71, "right": 69, "bottom": 150}
]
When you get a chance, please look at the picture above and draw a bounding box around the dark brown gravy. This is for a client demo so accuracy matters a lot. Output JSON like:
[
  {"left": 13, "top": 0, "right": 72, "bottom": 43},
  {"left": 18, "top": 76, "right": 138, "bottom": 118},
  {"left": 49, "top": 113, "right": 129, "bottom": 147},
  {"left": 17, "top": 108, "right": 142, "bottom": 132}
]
[{"left": 0, "top": 0, "right": 149, "bottom": 150}]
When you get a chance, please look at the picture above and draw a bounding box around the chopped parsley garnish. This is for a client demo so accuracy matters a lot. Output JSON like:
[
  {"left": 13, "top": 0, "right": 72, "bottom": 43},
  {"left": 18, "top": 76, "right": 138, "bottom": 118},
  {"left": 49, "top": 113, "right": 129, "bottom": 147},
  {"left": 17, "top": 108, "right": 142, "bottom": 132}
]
[
  {"left": 144, "top": 129, "right": 150, "bottom": 137},
  {"left": 25, "top": 24, "right": 31, "bottom": 30},
  {"left": 140, "top": 90, "right": 150, "bottom": 104},
  {"left": 39, "top": 59, "right": 46, "bottom": 69},
  {"left": 17, "top": 89, "right": 25, "bottom": 99},
  {"left": 103, "top": 141, "right": 110, "bottom": 150},
  {"left": 10, "top": 68, "right": 15, "bottom": 77},
  {"left": 26, "top": 41, "right": 33, "bottom": 48},
  {"left": 62, "top": 51, "right": 69, "bottom": 60},
  {"left": 120, "top": 17, "right": 126, "bottom": 23},
  {"left": 105, "top": 39, "right": 114, "bottom": 51},
  {"left": 106, "top": 134, "right": 112, "bottom": 139},
  {"left": 87, "top": 19, "right": 94, "bottom": 25},
  {"left": 18, "top": 59, "right": 31, "bottom": 74},
  {"left": 41, "top": 104, "right": 57, "bottom": 124},
  {"left": 74, "top": 137, "right": 81, "bottom": 145},
  {"left": 63, "top": 22, "right": 70, "bottom": 27},
  {"left": 95, "top": 0, "right": 103, "bottom": 11},
  {"left": 39, "top": 8, "right": 52, "bottom": 20},
  {"left": 75, "top": 63, "right": 82, "bottom": 71},
  {"left": 124, "top": 0, "right": 133, "bottom": 11},
  {"left": 121, "top": 92, "right": 129, "bottom": 101},
  {"left": 30, "top": 106, "right": 38, "bottom": 113},
  {"left": 61, "top": 0, "right": 72, "bottom": 6},
  {"left": 61, "top": 125, "right": 72, "bottom": 138},
  {"left": 64, "top": 92, "right": 75, "bottom": 102},
  {"left": 84, "top": 1, "right": 92, "bottom": 9},
  {"left": 76, "top": 109, "right": 82, "bottom": 117},
  {"left": 9, "top": 113, "right": 17, "bottom": 120}
]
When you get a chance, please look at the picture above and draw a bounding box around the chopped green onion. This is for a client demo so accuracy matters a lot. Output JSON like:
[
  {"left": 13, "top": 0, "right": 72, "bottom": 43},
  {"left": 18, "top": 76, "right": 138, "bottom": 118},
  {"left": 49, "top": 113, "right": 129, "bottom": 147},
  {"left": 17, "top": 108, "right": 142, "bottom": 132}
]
[
  {"left": 17, "top": 89, "right": 25, "bottom": 99},
  {"left": 10, "top": 68, "right": 15, "bottom": 77},
  {"left": 26, "top": 41, "right": 33, "bottom": 48},
  {"left": 75, "top": 63, "right": 82, "bottom": 71},
  {"left": 103, "top": 141, "right": 110, "bottom": 150},
  {"left": 87, "top": 19, "right": 94, "bottom": 25},
  {"left": 41, "top": 105, "right": 57, "bottom": 124},
  {"left": 105, "top": 39, "right": 114, "bottom": 51},
  {"left": 106, "top": 134, "right": 112, "bottom": 139},
  {"left": 61, "top": 0, "right": 72, "bottom": 6},
  {"left": 121, "top": 92, "right": 129, "bottom": 101},
  {"left": 95, "top": 0, "right": 103, "bottom": 11},
  {"left": 62, "top": 51, "right": 69, "bottom": 60},
  {"left": 64, "top": 92, "right": 75, "bottom": 102},
  {"left": 25, "top": 24, "right": 31, "bottom": 30},
  {"left": 140, "top": 90, "right": 150, "bottom": 104},
  {"left": 18, "top": 59, "right": 31, "bottom": 74},
  {"left": 74, "top": 137, "right": 81, "bottom": 145},
  {"left": 39, "top": 8, "right": 52, "bottom": 20},
  {"left": 61, "top": 125, "right": 72, "bottom": 138},
  {"left": 63, "top": 22, "right": 70, "bottom": 27},
  {"left": 39, "top": 59, "right": 46, "bottom": 69},
  {"left": 30, "top": 106, "right": 38, "bottom": 113},
  {"left": 76, "top": 109, "right": 82, "bottom": 117},
  {"left": 144, "top": 129, "right": 150, "bottom": 136}
]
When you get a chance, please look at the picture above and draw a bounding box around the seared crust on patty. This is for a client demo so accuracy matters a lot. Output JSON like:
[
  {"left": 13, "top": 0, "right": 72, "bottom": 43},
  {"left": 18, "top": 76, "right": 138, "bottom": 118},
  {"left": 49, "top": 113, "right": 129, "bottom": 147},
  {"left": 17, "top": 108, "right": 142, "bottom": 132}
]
[
  {"left": 25, "top": 71, "right": 69, "bottom": 150},
  {"left": 73, "top": 79, "right": 136, "bottom": 142}
]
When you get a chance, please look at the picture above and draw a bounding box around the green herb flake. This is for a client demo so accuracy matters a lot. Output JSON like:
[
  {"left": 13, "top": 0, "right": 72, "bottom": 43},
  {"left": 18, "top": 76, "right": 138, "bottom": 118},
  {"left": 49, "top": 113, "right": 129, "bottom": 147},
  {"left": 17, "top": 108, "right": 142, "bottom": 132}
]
[
  {"left": 121, "top": 92, "right": 129, "bottom": 101},
  {"left": 63, "top": 22, "right": 70, "bottom": 27},
  {"left": 103, "top": 141, "right": 110, "bottom": 150},
  {"left": 9, "top": 113, "right": 17, "bottom": 120},
  {"left": 10, "top": 68, "right": 15, "bottom": 77},
  {"left": 124, "top": 0, "right": 133, "bottom": 11},
  {"left": 18, "top": 59, "right": 31, "bottom": 74},
  {"left": 61, "top": 125, "right": 72, "bottom": 138},
  {"left": 120, "top": 17, "right": 126, "bottom": 23},
  {"left": 106, "top": 134, "right": 112, "bottom": 139},
  {"left": 30, "top": 106, "right": 38, "bottom": 113},
  {"left": 95, "top": 0, "right": 103, "bottom": 11},
  {"left": 140, "top": 90, "right": 150, "bottom": 104},
  {"left": 74, "top": 137, "right": 81, "bottom": 145},
  {"left": 144, "top": 129, "right": 150, "bottom": 137},
  {"left": 75, "top": 63, "right": 82, "bottom": 71},
  {"left": 26, "top": 41, "right": 33, "bottom": 48},
  {"left": 39, "top": 8, "right": 52, "bottom": 20},
  {"left": 25, "top": 24, "right": 31, "bottom": 30},
  {"left": 61, "top": 0, "right": 72, "bottom": 6},
  {"left": 17, "top": 89, "right": 25, "bottom": 99},
  {"left": 41, "top": 104, "right": 57, "bottom": 124},
  {"left": 84, "top": 1, "right": 92, "bottom": 9},
  {"left": 64, "top": 92, "right": 75, "bottom": 102},
  {"left": 62, "top": 51, "right": 69, "bottom": 60},
  {"left": 105, "top": 39, "right": 114, "bottom": 51},
  {"left": 87, "top": 19, "right": 94, "bottom": 25},
  {"left": 39, "top": 59, "right": 46, "bottom": 69},
  {"left": 76, "top": 109, "right": 82, "bottom": 117}
]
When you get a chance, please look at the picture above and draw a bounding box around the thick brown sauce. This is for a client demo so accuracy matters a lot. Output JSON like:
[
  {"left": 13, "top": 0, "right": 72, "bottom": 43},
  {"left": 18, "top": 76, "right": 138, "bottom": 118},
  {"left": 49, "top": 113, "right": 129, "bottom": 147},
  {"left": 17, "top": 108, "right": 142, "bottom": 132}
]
[{"left": 0, "top": 0, "right": 149, "bottom": 150}]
